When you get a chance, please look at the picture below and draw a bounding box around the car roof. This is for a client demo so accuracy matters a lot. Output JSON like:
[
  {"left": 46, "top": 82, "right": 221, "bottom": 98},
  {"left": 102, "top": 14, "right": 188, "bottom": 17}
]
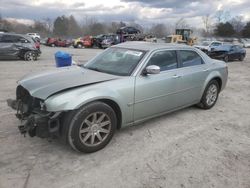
[
  {"left": 0, "top": 33, "right": 34, "bottom": 41},
  {"left": 113, "top": 41, "right": 192, "bottom": 51}
]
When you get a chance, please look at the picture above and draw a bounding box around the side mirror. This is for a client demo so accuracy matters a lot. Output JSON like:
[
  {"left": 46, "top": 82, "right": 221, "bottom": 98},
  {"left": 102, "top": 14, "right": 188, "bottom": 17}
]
[{"left": 144, "top": 65, "right": 160, "bottom": 75}]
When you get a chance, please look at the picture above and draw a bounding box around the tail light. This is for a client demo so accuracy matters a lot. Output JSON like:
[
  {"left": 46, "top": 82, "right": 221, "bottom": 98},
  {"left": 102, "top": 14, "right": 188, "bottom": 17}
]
[{"left": 34, "top": 42, "right": 40, "bottom": 49}]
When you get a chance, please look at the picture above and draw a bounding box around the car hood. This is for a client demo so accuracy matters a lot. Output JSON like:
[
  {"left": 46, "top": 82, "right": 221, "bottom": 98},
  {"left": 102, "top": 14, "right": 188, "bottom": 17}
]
[
  {"left": 194, "top": 45, "right": 209, "bottom": 50},
  {"left": 18, "top": 66, "right": 121, "bottom": 100}
]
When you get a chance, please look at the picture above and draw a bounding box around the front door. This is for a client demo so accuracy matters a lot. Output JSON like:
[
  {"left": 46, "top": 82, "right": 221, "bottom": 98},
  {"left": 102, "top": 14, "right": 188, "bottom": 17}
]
[{"left": 134, "top": 50, "right": 180, "bottom": 121}]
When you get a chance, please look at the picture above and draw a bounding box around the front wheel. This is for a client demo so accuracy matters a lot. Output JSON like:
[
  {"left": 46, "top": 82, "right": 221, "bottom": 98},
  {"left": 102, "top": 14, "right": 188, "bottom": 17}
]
[
  {"left": 239, "top": 54, "right": 244, "bottom": 61},
  {"left": 224, "top": 55, "right": 229, "bottom": 62},
  {"left": 198, "top": 80, "right": 219, "bottom": 109},
  {"left": 66, "top": 102, "right": 117, "bottom": 153}
]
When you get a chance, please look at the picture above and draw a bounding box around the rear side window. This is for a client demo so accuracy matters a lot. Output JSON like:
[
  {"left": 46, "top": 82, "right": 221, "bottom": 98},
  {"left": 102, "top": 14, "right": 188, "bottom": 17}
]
[
  {"left": 179, "top": 50, "right": 203, "bottom": 67},
  {"left": 0, "top": 35, "right": 25, "bottom": 43},
  {"left": 148, "top": 50, "right": 178, "bottom": 71}
]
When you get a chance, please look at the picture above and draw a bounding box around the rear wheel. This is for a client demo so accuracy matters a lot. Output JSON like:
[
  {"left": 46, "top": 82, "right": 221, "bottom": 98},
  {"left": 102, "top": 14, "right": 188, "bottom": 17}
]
[
  {"left": 66, "top": 102, "right": 117, "bottom": 153},
  {"left": 77, "top": 43, "right": 83, "bottom": 48},
  {"left": 24, "top": 51, "right": 37, "bottom": 61},
  {"left": 198, "top": 80, "right": 219, "bottom": 109},
  {"left": 51, "top": 43, "right": 55, "bottom": 47}
]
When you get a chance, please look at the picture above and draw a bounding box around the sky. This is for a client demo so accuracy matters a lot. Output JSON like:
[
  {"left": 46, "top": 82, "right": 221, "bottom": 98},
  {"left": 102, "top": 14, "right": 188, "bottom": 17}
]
[{"left": 1, "top": 0, "right": 250, "bottom": 27}]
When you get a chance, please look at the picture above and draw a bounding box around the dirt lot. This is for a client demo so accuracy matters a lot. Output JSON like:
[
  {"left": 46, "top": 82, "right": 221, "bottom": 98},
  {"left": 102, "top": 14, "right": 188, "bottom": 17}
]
[{"left": 0, "top": 46, "right": 250, "bottom": 188}]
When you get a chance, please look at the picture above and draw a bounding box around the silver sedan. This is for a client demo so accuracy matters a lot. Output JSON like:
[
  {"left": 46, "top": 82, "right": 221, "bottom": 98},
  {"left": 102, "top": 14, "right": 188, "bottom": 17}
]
[{"left": 7, "top": 42, "right": 228, "bottom": 153}]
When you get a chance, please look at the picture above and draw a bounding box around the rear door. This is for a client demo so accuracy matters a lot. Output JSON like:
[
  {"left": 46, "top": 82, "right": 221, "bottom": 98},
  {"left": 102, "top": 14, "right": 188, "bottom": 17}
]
[{"left": 174, "top": 50, "right": 209, "bottom": 106}]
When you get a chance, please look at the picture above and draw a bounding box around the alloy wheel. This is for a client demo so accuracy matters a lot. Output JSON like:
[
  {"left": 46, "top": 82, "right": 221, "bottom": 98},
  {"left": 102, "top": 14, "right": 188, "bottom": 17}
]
[
  {"left": 79, "top": 112, "right": 111, "bottom": 147},
  {"left": 206, "top": 84, "right": 218, "bottom": 106}
]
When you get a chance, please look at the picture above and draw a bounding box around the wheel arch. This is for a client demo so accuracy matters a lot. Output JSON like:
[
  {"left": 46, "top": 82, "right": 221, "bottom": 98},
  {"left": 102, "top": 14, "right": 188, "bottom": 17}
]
[{"left": 98, "top": 99, "right": 122, "bottom": 129}]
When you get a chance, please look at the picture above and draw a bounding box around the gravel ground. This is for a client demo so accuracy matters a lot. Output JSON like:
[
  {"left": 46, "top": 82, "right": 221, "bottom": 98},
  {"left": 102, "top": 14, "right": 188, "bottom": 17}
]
[{"left": 0, "top": 46, "right": 250, "bottom": 188}]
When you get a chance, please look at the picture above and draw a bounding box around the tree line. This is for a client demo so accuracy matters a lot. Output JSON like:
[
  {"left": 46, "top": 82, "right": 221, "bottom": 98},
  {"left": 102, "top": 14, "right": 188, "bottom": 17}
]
[{"left": 0, "top": 13, "right": 250, "bottom": 38}]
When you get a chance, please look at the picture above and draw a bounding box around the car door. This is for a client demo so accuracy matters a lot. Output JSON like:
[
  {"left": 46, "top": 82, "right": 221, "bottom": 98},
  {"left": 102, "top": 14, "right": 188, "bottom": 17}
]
[
  {"left": 0, "top": 35, "right": 17, "bottom": 58},
  {"left": 175, "top": 50, "right": 210, "bottom": 106},
  {"left": 134, "top": 50, "right": 180, "bottom": 121}
]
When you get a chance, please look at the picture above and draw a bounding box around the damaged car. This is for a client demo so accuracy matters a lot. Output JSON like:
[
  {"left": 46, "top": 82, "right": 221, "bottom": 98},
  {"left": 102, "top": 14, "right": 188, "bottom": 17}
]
[
  {"left": 208, "top": 44, "right": 246, "bottom": 62},
  {"left": 7, "top": 42, "right": 228, "bottom": 153},
  {"left": 0, "top": 33, "right": 41, "bottom": 61}
]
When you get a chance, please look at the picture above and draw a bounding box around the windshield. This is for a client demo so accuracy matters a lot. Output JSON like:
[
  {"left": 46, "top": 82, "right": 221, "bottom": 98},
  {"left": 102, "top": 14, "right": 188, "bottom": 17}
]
[{"left": 84, "top": 47, "right": 145, "bottom": 76}]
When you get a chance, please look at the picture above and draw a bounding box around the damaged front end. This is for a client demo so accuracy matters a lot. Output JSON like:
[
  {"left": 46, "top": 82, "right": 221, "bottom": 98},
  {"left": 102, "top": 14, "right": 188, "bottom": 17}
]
[{"left": 7, "top": 85, "right": 62, "bottom": 138}]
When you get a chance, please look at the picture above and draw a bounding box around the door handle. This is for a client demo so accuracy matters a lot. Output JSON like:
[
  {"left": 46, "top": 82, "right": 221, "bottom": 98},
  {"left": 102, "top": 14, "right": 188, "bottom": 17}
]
[
  {"left": 172, "top": 75, "right": 181, "bottom": 79},
  {"left": 203, "top": 69, "right": 209, "bottom": 72}
]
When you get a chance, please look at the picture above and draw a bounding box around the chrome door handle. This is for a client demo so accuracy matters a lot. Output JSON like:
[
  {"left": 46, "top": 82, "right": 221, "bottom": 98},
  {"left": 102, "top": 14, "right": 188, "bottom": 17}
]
[
  {"left": 203, "top": 69, "right": 209, "bottom": 72},
  {"left": 172, "top": 75, "right": 181, "bottom": 79}
]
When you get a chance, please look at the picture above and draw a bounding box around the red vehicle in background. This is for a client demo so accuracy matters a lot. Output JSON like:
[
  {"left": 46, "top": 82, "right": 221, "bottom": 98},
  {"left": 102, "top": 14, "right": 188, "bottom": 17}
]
[
  {"left": 73, "top": 36, "right": 94, "bottom": 48},
  {"left": 46, "top": 38, "right": 72, "bottom": 47}
]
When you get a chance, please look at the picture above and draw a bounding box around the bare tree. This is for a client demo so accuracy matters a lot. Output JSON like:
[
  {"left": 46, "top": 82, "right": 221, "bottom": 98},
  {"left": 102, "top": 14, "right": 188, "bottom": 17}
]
[
  {"left": 43, "top": 18, "right": 54, "bottom": 33},
  {"left": 202, "top": 14, "right": 212, "bottom": 36},
  {"left": 175, "top": 18, "right": 189, "bottom": 29},
  {"left": 215, "top": 10, "right": 231, "bottom": 23}
]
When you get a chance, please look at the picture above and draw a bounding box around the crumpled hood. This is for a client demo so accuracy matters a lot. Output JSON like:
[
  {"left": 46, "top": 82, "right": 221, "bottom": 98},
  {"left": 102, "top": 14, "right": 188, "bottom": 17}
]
[{"left": 18, "top": 66, "right": 120, "bottom": 100}]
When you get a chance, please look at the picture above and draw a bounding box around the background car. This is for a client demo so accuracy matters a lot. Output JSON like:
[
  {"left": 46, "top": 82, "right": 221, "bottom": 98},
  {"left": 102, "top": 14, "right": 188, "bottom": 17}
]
[
  {"left": 0, "top": 33, "right": 41, "bottom": 61},
  {"left": 208, "top": 44, "right": 246, "bottom": 62},
  {"left": 100, "top": 34, "right": 120, "bottom": 48},
  {"left": 46, "top": 38, "right": 72, "bottom": 47},
  {"left": 194, "top": 41, "right": 223, "bottom": 53},
  {"left": 144, "top": 34, "right": 157, "bottom": 43},
  {"left": 73, "top": 36, "right": 94, "bottom": 48},
  {"left": 7, "top": 42, "right": 228, "bottom": 153},
  {"left": 241, "top": 38, "right": 250, "bottom": 48},
  {"left": 26, "top": 33, "right": 41, "bottom": 41},
  {"left": 116, "top": 26, "right": 141, "bottom": 35}
]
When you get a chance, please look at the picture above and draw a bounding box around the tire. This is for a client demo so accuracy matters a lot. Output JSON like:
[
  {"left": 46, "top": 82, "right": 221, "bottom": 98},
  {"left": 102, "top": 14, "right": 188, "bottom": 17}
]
[
  {"left": 24, "top": 51, "right": 37, "bottom": 61},
  {"left": 224, "top": 55, "right": 229, "bottom": 62},
  {"left": 239, "top": 54, "right": 244, "bottom": 61},
  {"left": 51, "top": 43, "right": 55, "bottom": 47},
  {"left": 198, "top": 80, "right": 219, "bottom": 109},
  {"left": 77, "top": 43, "right": 83, "bottom": 48},
  {"left": 65, "top": 102, "right": 117, "bottom": 153}
]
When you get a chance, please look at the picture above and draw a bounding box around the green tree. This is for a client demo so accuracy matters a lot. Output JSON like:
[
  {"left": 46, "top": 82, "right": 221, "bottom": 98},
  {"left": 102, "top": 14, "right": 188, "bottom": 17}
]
[
  {"left": 242, "top": 22, "right": 250, "bottom": 38},
  {"left": 214, "top": 22, "right": 235, "bottom": 37}
]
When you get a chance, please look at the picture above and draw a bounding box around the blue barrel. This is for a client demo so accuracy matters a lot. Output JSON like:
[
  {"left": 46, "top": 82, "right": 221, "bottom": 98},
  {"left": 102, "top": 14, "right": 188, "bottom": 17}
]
[{"left": 55, "top": 51, "right": 72, "bottom": 67}]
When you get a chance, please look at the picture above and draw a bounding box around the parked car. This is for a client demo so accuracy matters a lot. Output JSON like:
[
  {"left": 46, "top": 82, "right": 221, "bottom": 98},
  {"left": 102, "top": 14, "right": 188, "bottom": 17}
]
[
  {"left": 26, "top": 33, "right": 41, "bottom": 41},
  {"left": 101, "top": 35, "right": 120, "bottom": 48},
  {"left": 0, "top": 33, "right": 41, "bottom": 61},
  {"left": 46, "top": 38, "right": 72, "bottom": 47},
  {"left": 7, "top": 42, "right": 228, "bottom": 153},
  {"left": 55, "top": 38, "right": 72, "bottom": 47},
  {"left": 93, "top": 34, "right": 119, "bottom": 48},
  {"left": 73, "top": 36, "right": 94, "bottom": 48},
  {"left": 116, "top": 26, "right": 141, "bottom": 35},
  {"left": 241, "top": 38, "right": 250, "bottom": 48},
  {"left": 208, "top": 44, "right": 246, "bottom": 62},
  {"left": 194, "top": 41, "right": 223, "bottom": 53},
  {"left": 144, "top": 34, "right": 157, "bottom": 43}
]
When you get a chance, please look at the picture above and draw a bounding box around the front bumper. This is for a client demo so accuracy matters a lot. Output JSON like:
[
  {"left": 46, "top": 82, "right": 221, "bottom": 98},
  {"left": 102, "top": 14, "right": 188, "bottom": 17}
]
[{"left": 7, "top": 99, "right": 61, "bottom": 138}]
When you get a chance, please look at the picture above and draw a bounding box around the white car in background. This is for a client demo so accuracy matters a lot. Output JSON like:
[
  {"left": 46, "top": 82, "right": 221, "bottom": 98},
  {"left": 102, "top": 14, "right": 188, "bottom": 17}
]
[
  {"left": 26, "top": 33, "right": 40, "bottom": 41},
  {"left": 241, "top": 39, "right": 250, "bottom": 48},
  {"left": 194, "top": 41, "right": 223, "bottom": 53}
]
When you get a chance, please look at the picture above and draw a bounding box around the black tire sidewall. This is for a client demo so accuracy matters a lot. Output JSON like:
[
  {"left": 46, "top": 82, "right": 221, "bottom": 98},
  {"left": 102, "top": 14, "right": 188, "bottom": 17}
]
[
  {"left": 68, "top": 102, "right": 117, "bottom": 153},
  {"left": 24, "top": 51, "right": 36, "bottom": 61},
  {"left": 224, "top": 55, "right": 229, "bottom": 62},
  {"left": 200, "top": 80, "right": 219, "bottom": 109}
]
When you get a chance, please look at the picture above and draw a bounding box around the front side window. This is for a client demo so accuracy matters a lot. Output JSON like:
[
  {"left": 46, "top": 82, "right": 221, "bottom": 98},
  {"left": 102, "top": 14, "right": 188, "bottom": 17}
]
[
  {"left": 179, "top": 50, "right": 203, "bottom": 67},
  {"left": 147, "top": 50, "right": 178, "bottom": 71},
  {"left": 84, "top": 47, "right": 145, "bottom": 76}
]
